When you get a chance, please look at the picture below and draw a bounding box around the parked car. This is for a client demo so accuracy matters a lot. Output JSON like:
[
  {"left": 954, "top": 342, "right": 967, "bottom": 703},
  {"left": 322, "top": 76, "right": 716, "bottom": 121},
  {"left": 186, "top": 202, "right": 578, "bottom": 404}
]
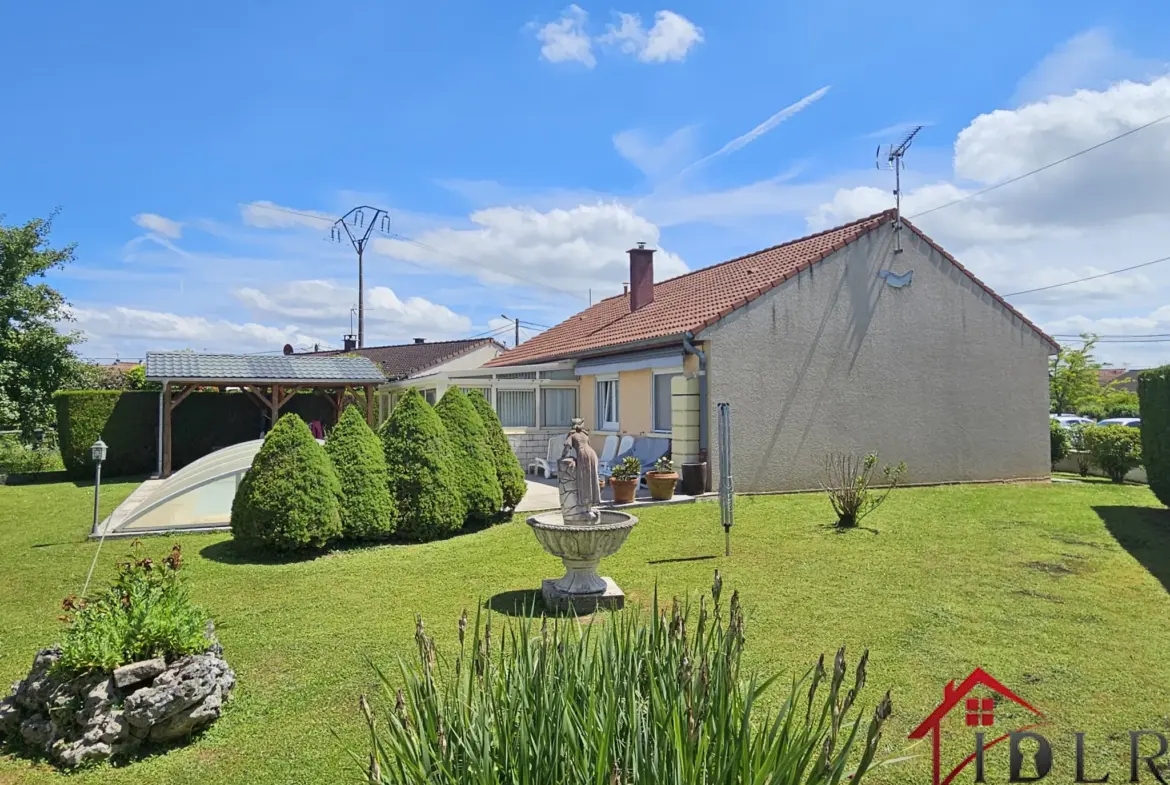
[
  {"left": 1051, "top": 414, "right": 1096, "bottom": 428},
  {"left": 1096, "top": 417, "right": 1141, "bottom": 428}
]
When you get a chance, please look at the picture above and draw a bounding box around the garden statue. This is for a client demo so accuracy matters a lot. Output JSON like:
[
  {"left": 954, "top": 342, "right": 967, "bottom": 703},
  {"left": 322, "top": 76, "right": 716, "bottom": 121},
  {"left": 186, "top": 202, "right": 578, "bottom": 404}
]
[
  {"left": 557, "top": 418, "right": 601, "bottom": 523},
  {"left": 526, "top": 421, "right": 638, "bottom": 613}
]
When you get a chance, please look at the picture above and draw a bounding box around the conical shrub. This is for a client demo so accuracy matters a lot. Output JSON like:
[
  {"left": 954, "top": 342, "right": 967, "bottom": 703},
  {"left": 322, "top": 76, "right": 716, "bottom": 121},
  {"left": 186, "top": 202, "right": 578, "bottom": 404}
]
[
  {"left": 379, "top": 388, "right": 465, "bottom": 541},
  {"left": 435, "top": 387, "right": 503, "bottom": 523},
  {"left": 326, "top": 404, "right": 397, "bottom": 540},
  {"left": 468, "top": 390, "right": 527, "bottom": 511},
  {"left": 231, "top": 413, "right": 342, "bottom": 552}
]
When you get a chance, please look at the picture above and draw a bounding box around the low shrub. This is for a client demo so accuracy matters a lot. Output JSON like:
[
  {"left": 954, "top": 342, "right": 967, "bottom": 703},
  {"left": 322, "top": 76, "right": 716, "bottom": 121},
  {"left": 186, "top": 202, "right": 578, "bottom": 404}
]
[
  {"left": 1067, "top": 424, "right": 1092, "bottom": 476},
  {"left": 1083, "top": 424, "right": 1143, "bottom": 483},
  {"left": 1050, "top": 419, "right": 1070, "bottom": 466},
  {"left": 467, "top": 391, "right": 526, "bottom": 511},
  {"left": 379, "top": 389, "right": 464, "bottom": 541},
  {"left": 1101, "top": 389, "right": 1141, "bottom": 419},
  {"left": 1075, "top": 402, "right": 1106, "bottom": 421},
  {"left": 435, "top": 388, "right": 502, "bottom": 523},
  {"left": 821, "top": 452, "right": 907, "bottom": 528},
  {"left": 1140, "top": 366, "right": 1170, "bottom": 507},
  {"left": 230, "top": 413, "right": 343, "bottom": 552},
  {"left": 326, "top": 405, "right": 397, "bottom": 540},
  {"left": 0, "top": 442, "right": 64, "bottom": 474},
  {"left": 357, "top": 579, "right": 894, "bottom": 785},
  {"left": 57, "top": 543, "right": 210, "bottom": 673},
  {"left": 610, "top": 455, "right": 641, "bottom": 481}
]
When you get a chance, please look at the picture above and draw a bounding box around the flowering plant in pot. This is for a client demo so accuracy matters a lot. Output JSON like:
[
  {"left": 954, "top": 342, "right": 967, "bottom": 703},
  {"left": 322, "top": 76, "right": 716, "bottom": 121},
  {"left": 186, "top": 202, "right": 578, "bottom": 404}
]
[
  {"left": 645, "top": 455, "right": 678, "bottom": 501},
  {"left": 608, "top": 456, "right": 641, "bottom": 504}
]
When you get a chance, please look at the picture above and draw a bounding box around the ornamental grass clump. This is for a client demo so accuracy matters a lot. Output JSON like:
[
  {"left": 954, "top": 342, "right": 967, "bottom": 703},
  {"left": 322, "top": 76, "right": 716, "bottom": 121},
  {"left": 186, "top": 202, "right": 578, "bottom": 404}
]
[
  {"left": 354, "top": 575, "right": 895, "bottom": 784},
  {"left": 57, "top": 542, "right": 210, "bottom": 673}
]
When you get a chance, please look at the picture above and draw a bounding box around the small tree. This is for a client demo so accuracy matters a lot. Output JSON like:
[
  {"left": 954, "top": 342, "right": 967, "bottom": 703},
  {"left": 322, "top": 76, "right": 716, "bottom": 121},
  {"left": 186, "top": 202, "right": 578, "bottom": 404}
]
[
  {"left": 821, "top": 453, "right": 906, "bottom": 528},
  {"left": 231, "top": 413, "right": 343, "bottom": 552},
  {"left": 467, "top": 390, "right": 527, "bottom": 511},
  {"left": 1050, "top": 419, "right": 1070, "bottom": 467},
  {"left": 380, "top": 389, "right": 465, "bottom": 541},
  {"left": 435, "top": 388, "right": 503, "bottom": 523},
  {"left": 1049, "top": 336, "right": 1103, "bottom": 415},
  {"left": 326, "top": 404, "right": 397, "bottom": 540},
  {"left": 1083, "top": 425, "right": 1143, "bottom": 484}
]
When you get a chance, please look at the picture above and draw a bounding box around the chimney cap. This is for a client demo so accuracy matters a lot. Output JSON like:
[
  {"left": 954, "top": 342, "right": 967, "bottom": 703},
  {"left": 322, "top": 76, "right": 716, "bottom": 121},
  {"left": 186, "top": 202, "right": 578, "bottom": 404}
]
[{"left": 413, "top": 337, "right": 425, "bottom": 344}]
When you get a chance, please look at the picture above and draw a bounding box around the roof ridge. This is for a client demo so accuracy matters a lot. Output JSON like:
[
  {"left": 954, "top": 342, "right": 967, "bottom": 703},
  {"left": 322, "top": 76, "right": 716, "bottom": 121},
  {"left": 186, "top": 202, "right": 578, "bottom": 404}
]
[{"left": 348, "top": 337, "right": 497, "bottom": 351}]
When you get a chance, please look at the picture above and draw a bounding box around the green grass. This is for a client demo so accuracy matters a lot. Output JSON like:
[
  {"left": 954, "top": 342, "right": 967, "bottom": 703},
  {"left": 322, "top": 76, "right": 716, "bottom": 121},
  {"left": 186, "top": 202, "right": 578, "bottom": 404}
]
[{"left": 1, "top": 478, "right": 1169, "bottom": 783}]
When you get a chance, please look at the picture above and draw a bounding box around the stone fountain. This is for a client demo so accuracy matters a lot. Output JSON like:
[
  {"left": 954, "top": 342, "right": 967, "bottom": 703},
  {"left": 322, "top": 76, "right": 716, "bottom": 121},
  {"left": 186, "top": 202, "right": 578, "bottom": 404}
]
[{"left": 527, "top": 420, "right": 637, "bottom": 613}]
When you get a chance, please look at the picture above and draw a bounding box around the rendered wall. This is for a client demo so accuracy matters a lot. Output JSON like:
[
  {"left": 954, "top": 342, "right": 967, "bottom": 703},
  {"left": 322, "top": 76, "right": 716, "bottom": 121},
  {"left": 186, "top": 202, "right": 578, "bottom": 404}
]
[{"left": 704, "top": 222, "right": 1052, "bottom": 492}]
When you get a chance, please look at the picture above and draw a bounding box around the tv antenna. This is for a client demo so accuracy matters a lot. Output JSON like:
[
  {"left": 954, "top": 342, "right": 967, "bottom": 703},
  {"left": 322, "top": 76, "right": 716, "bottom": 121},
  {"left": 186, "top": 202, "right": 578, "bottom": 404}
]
[
  {"left": 875, "top": 125, "right": 923, "bottom": 253},
  {"left": 331, "top": 206, "right": 392, "bottom": 348}
]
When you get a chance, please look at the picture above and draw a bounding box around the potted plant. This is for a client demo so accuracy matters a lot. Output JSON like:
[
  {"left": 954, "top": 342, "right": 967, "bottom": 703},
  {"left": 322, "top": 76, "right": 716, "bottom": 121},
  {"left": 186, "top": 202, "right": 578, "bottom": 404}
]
[
  {"left": 645, "top": 455, "right": 678, "bottom": 501},
  {"left": 608, "top": 456, "right": 641, "bottom": 505}
]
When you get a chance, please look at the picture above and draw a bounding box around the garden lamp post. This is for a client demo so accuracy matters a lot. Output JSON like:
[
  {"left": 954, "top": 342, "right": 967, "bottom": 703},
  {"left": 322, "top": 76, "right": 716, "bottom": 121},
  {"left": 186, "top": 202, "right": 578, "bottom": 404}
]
[{"left": 90, "top": 439, "right": 108, "bottom": 537}]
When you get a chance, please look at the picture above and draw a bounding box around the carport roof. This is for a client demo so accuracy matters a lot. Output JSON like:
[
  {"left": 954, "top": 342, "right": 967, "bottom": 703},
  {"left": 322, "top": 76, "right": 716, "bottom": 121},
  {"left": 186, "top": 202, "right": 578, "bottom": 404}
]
[{"left": 145, "top": 352, "right": 386, "bottom": 384}]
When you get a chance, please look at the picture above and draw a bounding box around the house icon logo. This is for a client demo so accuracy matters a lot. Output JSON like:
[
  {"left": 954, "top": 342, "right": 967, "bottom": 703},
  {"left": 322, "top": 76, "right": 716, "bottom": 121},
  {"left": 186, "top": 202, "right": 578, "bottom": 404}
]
[{"left": 909, "top": 667, "right": 1046, "bottom": 785}]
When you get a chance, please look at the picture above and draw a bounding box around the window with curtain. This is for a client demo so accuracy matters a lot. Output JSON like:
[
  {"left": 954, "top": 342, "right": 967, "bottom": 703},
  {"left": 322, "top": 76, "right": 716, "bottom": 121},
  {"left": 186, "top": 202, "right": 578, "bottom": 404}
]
[
  {"left": 496, "top": 390, "right": 536, "bottom": 427},
  {"left": 653, "top": 373, "right": 679, "bottom": 432},
  {"left": 460, "top": 387, "right": 489, "bottom": 400},
  {"left": 596, "top": 379, "right": 619, "bottom": 431},
  {"left": 541, "top": 388, "right": 578, "bottom": 429}
]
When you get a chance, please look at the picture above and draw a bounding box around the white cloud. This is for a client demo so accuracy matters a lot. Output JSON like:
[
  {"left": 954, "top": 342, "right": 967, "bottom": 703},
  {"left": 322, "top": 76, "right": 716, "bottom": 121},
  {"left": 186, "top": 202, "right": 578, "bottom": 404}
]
[
  {"left": 240, "top": 201, "right": 333, "bottom": 230},
  {"left": 535, "top": 5, "right": 595, "bottom": 67},
  {"left": 1012, "top": 28, "right": 1164, "bottom": 106},
  {"left": 372, "top": 202, "right": 688, "bottom": 298},
  {"left": 70, "top": 306, "right": 327, "bottom": 355},
  {"left": 233, "top": 279, "right": 472, "bottom": 338},
  {"left": 601, "top": 10, "right": 703, "bottom": 63},
  {"left": 612, "top": 125, "right": 698, "bottom": 179},
  {"left": 132, "top": 213, "right": 182, "bottom": 239}
]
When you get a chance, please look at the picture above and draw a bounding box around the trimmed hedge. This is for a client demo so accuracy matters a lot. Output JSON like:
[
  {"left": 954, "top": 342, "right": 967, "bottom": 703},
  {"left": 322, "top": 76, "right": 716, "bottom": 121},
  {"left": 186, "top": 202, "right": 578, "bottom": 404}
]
[
  {"left": 1083, "top": 424, "right": 1143, "bottom": 484},
  {"left": 55, "top": 390, "right": 337, "bottom": 479},
  {"left": 55, "top": 391, "right": 157, "bottom": 478},
  {"left": 230, "top": 413, "right": 343, "bottom": 552},
  {"left": 1139, "top": 366, "right": 1170, "bottom": 506},
  {"left": 326, "top": 405, "right": 397, "bottom": 540},
  {"left": 435, "top": 388, "right": 502, "bottom": 523},
  {"left": 379, "top": 389, "right": 464, "bottom": 541},
  {"left": 1049, "top": 418, "right": 1069, "bottom": 466},
  {"left": 468, "top": 390, "right": 527, "bottom": 511}
]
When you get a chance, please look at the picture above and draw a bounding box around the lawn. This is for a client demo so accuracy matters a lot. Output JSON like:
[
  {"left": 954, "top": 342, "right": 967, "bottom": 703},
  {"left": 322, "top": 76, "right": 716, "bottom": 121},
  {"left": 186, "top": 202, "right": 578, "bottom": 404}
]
[{"left": 1, "top": 477, "right": 1169, "bottom": 784}]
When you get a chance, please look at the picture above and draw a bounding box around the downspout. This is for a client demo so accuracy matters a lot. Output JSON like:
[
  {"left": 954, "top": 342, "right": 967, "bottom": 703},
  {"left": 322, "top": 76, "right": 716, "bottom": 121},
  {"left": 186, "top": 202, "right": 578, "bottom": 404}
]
[
  {"left": 682, "top": 332, "right": 708, "bottom": 460},
  {"left": 156, "top": 381, "right": 168, "bottom": 478}
]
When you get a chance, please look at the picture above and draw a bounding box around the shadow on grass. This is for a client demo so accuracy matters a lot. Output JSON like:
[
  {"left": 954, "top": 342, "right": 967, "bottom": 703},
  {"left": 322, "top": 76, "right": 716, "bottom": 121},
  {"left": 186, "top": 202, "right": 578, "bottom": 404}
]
[
  {"left": 1095, "top": 505, "right": 1170, "bottom": 592},
  {"left": 485, "top": 589, "right": 545, "bottom": 617}
]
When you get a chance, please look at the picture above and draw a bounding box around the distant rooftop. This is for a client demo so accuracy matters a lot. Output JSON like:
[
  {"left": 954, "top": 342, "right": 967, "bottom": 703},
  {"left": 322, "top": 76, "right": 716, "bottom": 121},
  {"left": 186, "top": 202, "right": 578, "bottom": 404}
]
[
  {"left": 145, "top": 352, "right": 385, "bottom": 384},
  {"left": 303, "top": 338, "right": 504, "bottom": 380}
]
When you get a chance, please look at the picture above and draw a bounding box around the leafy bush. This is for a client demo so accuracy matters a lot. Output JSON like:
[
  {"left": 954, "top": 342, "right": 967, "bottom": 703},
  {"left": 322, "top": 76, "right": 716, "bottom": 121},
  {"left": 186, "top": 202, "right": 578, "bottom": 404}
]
[
  {"left": 231, "top": 413, "right": 342, "bottom": 552},
  {"left": 0, "top": 441, "right": 63, "bottom": 474},
  {"left": 57, "top": 543, "right": 210, "bottom": 673},
  {"left": 610, "top": 455, "right": 641, "bottom": 481},
  {"left": 651, "top": 455, "right": 674, "bottom": 473},
  {"left": 821, "top": 452, "right": 907, "bottom": 528},
  {"left": 1101, "top": 388, "right": 1140, "bottom": 418},
  {"left": 54, "top": 390, "right": 156, "bottom": 478},
  {"left": 435, "top": 388, "right": 502, "bottom": 523},
  {"left": 325, "top": 405, "right": 397, "bottom": 540},
  {"left": 1139, "top": 366, "right": 1170, "bottom": 506},
  {"left": 1067, "top": 424, "right": 1092, "bottom": 476},
  {"left": 1074, "top": 402, "right": 1105, "bottom": 421},
  {"left": 1049, "top": 419, "right": 1069, "bottom": 466},
  {"left": 1083, "top": 424, "right": 1143, "bottom": 483},
  {"left": 357, "top": 580, "right": 894, "bottom": 785},
  {"left": 467, "top": 391, "right": 526, "bottom": 511},
  {"left": 379, "top": 389, "right": 464, "bottom": 541}
]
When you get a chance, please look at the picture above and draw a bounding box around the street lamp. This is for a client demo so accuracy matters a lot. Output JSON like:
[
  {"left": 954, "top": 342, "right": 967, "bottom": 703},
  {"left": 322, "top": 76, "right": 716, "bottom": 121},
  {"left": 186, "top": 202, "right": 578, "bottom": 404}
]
[{"left": 90, "top": 439, "right": 107, "bottom": 536}]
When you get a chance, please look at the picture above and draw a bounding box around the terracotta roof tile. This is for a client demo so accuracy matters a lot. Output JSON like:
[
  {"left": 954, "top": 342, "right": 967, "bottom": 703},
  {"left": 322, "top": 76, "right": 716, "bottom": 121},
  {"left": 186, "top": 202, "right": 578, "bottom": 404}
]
[{"left": 486, "top": 210, "right": 1056, "bottom": 367}]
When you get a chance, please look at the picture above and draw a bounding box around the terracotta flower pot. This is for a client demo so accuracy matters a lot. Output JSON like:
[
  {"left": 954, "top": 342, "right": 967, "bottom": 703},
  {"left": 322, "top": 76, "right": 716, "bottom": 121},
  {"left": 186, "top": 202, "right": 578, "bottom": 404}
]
[
  {"left": 609, "top": 477, "right": 638, "bottom": 505},
  {"left": 645, "top": 471, "right": 678, "bottom": 501}
]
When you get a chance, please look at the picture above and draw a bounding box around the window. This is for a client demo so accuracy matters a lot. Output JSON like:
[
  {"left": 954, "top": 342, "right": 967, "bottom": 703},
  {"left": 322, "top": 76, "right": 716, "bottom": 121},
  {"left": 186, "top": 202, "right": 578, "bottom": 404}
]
[
  {"left": 965, "top": 698, "right": 994, "bottom": 727},
  {"left": 422, "top": 389, "right": 436, "bottom": 406},
  {"left": 653, "top": 373, "right": 679, "bottom": 432},
  {"left": 496, "top": 390, "right": 536, "bottom": 427},
  {"left": 460, "top": 387, "right": 489, "bottom": 400},
  {"left": 541, "top": 388, "right": 578, "bottom": 429},
  {"left": 596, "top": 378, "right": 619, "bottom": 431}
]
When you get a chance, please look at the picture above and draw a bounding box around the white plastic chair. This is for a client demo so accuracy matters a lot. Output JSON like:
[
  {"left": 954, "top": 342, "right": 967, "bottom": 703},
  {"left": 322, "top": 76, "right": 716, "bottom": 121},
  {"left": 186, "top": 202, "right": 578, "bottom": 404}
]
[
  {"left": 598, "top": 435, "right": 634, "bottom": 478},
  {"left": 597, "top": 434, "right": 619, "bottom": 466},
  {"left": 529, "top": 437, "right": 562, "bottom": 478}
]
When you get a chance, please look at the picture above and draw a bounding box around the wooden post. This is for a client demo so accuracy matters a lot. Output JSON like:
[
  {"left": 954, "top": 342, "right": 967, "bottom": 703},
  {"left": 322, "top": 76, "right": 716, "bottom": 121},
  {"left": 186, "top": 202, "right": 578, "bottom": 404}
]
[
  {"left": 162, "top": 382, "right": 172, "bottom": 477},
  {"left": 271, "top": 384, "right": 281, "bottom": 428},
  {"left": 365, "top": 384, "right": 374, "bottom": 426}
]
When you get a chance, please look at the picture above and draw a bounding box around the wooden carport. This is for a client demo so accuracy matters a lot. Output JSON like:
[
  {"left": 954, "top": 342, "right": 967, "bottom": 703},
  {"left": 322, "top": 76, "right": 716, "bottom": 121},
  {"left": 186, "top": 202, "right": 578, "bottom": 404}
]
[{"left": 144, "top": 352, "right": 387, "bottom": 477}]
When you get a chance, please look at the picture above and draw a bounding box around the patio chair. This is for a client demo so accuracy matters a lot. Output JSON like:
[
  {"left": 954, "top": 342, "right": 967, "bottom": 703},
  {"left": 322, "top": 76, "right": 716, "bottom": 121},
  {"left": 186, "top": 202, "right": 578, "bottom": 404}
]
[
  {"left": 598, "top": 435, "right": 634, "bottom": 478},
  {"left": 632, "top": 436, "right": 671, "bottom": 487},
  {"left": 529, "top": 437, "right": 561, "bottom": 478}
]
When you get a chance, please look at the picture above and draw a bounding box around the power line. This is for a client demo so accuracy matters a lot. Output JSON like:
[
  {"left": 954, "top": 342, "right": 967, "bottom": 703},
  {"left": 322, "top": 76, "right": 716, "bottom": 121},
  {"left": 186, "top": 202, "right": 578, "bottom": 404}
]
[
  {"left": 908, "top": 112, "right": 1170, "bottom": 219},
  {"left": 1002, "top": 253, "right": 1170, "bottom": 297},
  {"left": 519, "top": 319, "right": 551, "bottom": 329},
  {"left": 1051, "top": 333, "right": 1170, "bottom": 339}
]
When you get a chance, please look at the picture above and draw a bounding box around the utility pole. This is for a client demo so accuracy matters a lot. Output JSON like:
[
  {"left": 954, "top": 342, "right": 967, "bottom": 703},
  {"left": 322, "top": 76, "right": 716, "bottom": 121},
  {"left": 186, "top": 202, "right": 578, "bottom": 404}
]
[
  {"left": 332, "top": 206, "right": 391, "bottom": 348},
  {"left": 875, "top": 126, "right": 923, "bottom": 253},
  {"left": 501, "top": 314, "right": 519, "bottom": 348}
]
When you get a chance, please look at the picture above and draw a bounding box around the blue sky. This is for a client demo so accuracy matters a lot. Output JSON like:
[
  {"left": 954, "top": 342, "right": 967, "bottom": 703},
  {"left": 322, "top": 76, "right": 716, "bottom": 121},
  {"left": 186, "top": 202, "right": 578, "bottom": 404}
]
[{"left": 2, "top": 1, "right": 1169, "bottom": 365}]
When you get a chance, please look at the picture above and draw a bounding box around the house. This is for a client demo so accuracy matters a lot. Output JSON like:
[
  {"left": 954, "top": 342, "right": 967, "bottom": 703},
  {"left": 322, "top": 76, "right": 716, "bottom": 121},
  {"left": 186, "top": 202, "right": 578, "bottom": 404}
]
[
  {"left": 1098, "top": 368, "right": 1143, "bottom": 392},
  {"left": 301, "top": 337, "right": 505, "bottom": 416},
  {"left": 480, "top": 209, "right": 1058, "bottom": 492}
]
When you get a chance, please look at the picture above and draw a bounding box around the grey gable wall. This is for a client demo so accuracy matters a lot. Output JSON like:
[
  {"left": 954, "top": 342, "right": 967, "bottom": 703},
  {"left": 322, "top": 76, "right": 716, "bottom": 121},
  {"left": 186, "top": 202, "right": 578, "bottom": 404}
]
[{"left": 702, "top": 221, "right": 1052, "bottom": 493}]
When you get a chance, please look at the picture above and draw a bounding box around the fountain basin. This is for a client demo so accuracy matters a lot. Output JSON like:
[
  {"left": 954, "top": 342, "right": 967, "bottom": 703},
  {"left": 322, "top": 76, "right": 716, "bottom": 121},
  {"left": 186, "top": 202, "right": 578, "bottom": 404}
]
[{"left": 527, "top": 509, "right": 637, "bottom": 612}]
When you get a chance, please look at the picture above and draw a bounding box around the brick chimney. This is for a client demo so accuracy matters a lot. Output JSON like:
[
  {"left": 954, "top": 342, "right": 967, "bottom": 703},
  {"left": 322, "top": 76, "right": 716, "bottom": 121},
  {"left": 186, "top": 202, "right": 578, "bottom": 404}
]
[{"left": 628, "top": 242, "right": 655, "bottom": 311}]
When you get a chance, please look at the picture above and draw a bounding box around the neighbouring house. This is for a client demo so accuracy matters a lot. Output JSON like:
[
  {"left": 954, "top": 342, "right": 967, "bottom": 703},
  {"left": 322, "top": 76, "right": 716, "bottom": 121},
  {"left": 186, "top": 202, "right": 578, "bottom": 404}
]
[
  {"left": 1098, "top": 368, "right": 1144, "bottom": 392},
  {"left": 476, "top": 209, "right": 1057, "bottom": 492}
]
